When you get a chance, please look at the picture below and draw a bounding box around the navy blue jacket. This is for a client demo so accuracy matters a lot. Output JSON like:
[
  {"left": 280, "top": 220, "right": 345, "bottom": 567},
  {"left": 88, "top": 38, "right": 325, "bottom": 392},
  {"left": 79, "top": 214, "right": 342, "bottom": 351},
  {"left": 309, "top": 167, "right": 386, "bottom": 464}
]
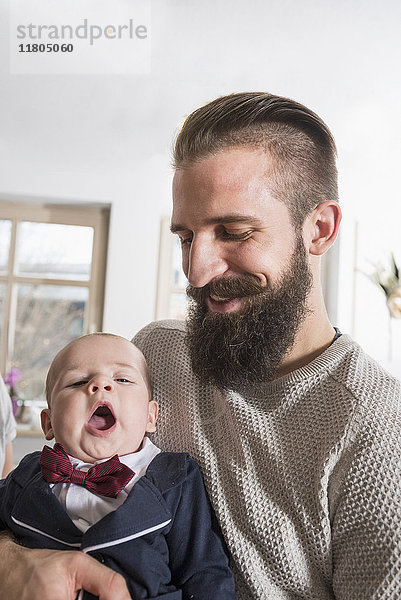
[{"left": 0, "top": 451, "right": 236, "bottom": 599}]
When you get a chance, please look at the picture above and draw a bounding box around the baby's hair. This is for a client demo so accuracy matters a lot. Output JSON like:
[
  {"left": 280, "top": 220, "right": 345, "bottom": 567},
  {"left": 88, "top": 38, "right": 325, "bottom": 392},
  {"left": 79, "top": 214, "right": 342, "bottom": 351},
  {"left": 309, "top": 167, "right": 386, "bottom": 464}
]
[{"left": 45, "top": 332, "right": 152, "bottom": 406}]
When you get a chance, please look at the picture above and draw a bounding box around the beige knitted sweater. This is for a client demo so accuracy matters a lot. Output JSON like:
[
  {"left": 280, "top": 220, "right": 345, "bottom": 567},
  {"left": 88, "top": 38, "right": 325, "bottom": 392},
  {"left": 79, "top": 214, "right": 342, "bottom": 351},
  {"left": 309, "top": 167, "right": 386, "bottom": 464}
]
[{"left": 134, "top": 320, "right": 401, "bottom": 600}]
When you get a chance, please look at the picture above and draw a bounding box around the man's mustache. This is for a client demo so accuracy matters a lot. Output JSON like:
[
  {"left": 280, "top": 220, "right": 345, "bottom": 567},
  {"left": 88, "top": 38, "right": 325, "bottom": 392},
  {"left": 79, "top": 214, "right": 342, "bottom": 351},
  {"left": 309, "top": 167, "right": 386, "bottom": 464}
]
[{"left": 186, "top": 274, "right": 266, "bottom": 304}]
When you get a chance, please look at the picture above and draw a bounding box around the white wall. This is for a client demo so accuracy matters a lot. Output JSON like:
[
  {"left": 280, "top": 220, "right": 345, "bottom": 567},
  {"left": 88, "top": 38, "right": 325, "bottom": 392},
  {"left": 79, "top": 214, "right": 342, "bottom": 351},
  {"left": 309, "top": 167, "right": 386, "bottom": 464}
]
[{"left": 1, "top": 0, "right": 400, "bottom": 373}]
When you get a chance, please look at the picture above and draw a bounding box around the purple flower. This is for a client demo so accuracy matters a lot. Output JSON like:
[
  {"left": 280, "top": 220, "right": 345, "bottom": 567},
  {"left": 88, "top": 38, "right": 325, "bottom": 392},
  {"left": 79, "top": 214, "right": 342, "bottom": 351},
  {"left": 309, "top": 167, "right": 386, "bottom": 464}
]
[{"left": 4, "top": 368, "right": 22, "bottom": 389}]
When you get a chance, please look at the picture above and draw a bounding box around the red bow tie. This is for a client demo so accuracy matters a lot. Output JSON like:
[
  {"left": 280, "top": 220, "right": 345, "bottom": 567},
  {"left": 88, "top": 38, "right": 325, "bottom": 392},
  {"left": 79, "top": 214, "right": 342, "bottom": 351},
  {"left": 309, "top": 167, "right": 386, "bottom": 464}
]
[{"left": 40, "top": 443, "right": 134, "bottom": 499}]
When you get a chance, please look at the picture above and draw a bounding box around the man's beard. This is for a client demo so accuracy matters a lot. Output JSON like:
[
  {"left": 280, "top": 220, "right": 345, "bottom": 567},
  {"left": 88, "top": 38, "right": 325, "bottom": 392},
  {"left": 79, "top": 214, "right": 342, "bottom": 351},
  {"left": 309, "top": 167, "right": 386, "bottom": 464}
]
[{"left": 185, "top": 233, "right": 313, "bottom": 389}]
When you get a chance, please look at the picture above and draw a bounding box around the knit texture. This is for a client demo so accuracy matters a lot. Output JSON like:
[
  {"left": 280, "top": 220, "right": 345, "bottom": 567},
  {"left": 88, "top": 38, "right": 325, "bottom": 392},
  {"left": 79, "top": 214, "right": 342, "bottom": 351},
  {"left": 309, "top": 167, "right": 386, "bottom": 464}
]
[{"left": 134, "top": 320, "right": 401, "bottom": 600}]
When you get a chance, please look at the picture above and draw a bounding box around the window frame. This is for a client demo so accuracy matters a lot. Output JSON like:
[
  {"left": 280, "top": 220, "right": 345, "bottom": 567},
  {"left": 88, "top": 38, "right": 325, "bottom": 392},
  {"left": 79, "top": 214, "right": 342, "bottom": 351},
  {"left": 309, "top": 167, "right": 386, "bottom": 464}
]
[
  {"left": 155, "top": 215, "right": 188, "bottom": 320},
  {"left": 0, "top": 200, "right": 109, "bottom": 376}
]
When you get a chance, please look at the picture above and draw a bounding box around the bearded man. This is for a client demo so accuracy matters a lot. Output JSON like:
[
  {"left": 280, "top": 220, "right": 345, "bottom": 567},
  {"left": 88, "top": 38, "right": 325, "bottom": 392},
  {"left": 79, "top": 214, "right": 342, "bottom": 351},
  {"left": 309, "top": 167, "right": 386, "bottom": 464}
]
[
  {"left": 0, "top": 93, "right": 400, "bottom": 600},
  {"left": 134, "top": 93, "right": 401, "bottom": 600}
]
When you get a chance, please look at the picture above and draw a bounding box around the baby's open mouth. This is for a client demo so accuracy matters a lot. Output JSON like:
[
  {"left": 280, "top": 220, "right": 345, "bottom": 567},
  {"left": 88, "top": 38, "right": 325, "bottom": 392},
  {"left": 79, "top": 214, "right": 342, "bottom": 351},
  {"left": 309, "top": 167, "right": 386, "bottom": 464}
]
[{"left": 88, "top": 405, "right": 116, "bottom": 431}]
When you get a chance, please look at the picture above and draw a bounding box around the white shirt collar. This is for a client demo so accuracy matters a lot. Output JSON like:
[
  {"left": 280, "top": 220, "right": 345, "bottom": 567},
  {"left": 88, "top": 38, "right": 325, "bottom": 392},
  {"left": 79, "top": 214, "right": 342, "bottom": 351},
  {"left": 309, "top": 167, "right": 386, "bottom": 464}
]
[{"left": 52, "top": 437, "right": 161, "bottom": 534}]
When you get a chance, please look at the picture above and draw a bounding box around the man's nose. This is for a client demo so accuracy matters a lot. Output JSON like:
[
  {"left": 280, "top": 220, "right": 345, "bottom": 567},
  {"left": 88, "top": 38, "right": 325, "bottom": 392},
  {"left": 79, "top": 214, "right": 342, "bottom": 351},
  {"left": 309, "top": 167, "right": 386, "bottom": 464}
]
[
  {"left": 185, "top": 238, "right": 228, "bottom": 288},
  {"left": 88, "top": 377, "right": 113, "bottom": 394}
]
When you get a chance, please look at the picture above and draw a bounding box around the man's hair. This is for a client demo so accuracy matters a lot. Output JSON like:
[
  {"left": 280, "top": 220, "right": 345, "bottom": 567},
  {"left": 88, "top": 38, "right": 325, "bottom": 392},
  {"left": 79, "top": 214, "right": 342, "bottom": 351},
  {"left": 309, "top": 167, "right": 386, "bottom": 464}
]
[
  {"left": 45, "top": 332, "right": 152, "bottom": 406},
  {"left": 173, "top": 92, "right": 338, "bottom": 227}
]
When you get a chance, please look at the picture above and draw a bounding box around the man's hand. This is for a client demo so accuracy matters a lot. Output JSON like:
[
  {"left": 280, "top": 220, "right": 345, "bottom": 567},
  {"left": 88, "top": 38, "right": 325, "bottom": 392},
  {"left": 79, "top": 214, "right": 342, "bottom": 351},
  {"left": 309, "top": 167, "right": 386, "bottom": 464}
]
[{"left": 0, "top": 532, "right": 130, "bottom": 600}]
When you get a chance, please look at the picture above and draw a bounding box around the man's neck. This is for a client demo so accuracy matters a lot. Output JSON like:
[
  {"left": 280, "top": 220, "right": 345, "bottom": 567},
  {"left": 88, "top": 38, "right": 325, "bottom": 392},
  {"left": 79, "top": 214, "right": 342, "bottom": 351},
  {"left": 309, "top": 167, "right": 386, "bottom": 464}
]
[{"left": 276, "top": 307, "right": 336, "bottom": 379}]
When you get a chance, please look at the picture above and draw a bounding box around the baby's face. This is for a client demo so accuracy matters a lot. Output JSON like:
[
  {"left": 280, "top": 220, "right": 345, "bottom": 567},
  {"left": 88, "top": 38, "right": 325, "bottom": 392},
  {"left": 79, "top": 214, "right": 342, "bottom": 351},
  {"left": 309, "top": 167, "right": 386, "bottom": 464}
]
[{"left": 41, "top": 336, "right": 157, "bottom": 463}]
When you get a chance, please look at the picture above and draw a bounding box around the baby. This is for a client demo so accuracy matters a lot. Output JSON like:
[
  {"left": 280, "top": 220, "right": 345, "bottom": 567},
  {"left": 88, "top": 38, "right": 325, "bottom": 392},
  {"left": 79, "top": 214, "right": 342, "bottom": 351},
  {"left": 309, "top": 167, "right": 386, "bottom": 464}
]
[{"left": 0, "top": 333, "right": 236, "bottom": 600}]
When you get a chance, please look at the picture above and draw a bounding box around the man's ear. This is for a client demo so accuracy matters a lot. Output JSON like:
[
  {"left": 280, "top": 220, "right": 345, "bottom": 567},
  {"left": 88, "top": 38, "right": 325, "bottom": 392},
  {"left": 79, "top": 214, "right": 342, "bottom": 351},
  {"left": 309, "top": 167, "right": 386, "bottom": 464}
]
[
  {"left": 145, "top": 401, "right": 159, "bottom": 433},
  {"left": 40, "top": 408, "right": 54, "bottom": 440},
  {"left": 306, "top": 200, "right": 342, "bottom": 256}
]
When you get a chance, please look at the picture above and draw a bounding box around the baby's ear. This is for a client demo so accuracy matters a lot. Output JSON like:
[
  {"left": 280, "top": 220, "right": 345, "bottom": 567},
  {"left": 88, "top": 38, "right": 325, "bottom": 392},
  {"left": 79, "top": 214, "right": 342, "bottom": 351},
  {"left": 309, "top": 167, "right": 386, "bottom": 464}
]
[
  {"left": 146, "top": 401, "right": 159, "bottom": 433},
  {"left": 40, "top": 409, "right": 54, "bottom": 440}
]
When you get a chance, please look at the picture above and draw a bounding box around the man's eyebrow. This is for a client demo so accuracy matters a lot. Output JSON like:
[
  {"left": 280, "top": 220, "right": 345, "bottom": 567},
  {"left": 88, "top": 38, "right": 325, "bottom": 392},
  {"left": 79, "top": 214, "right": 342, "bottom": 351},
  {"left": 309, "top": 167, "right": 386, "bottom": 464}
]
[{"left": 170, "top": 215, "right": 262, "bottom": 233}]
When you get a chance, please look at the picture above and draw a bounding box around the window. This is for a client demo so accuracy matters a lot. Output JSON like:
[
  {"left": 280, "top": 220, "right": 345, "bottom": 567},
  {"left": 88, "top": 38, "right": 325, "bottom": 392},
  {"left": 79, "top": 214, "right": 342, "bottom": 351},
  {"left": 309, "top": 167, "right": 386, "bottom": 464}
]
[
  {"left": 0, "top": 201, "right": 109, "bottom": 428},
  {"left": 155, "top": 216, "right": 188, "bottom": 320}
]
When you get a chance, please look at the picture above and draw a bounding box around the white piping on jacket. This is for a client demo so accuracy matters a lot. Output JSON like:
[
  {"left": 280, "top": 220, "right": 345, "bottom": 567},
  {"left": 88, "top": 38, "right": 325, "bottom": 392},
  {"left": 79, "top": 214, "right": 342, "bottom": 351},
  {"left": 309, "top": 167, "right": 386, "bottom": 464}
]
[
  {"left": 11, "top": 516, "right": 81, "bottom": 548},
  {"left": 80, "top": 518, "right": 172, "bottom": 555}
]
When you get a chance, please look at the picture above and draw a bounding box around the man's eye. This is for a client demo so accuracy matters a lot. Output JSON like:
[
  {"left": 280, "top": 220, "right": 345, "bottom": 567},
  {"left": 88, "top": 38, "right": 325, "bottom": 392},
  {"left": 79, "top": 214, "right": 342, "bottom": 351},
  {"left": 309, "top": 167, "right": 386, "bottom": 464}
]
[
  {"left": 178, "top": 234, "right": 193, "bottom": 246},
  {"left": 180, "top": 236, "right": 192, "bottom": 246},
  {"left": 221, "top": 230, "right": 252, "bottom": 241}
]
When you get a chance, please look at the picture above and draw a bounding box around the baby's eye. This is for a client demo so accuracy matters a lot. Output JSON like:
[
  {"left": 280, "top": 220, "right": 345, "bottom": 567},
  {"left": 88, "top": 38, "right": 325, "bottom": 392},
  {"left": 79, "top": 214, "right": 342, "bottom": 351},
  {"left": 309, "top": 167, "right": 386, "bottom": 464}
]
[
  {"left": 70, "top": 380, "right": 88, "bottom": 387},
  {"left": 115, "top": 378, "right": 131, "bottom": 383}
]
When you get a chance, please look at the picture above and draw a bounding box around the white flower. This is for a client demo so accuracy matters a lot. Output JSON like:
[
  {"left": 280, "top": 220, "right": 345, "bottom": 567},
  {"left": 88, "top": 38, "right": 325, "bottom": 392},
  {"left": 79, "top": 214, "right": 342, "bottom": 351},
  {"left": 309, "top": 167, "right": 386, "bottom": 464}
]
[
  {"left": 387, "top": 287, "right": 401, "bottom": 319},
  {"left": 369, "top": 254, "right": 401, "bottom": 319}
]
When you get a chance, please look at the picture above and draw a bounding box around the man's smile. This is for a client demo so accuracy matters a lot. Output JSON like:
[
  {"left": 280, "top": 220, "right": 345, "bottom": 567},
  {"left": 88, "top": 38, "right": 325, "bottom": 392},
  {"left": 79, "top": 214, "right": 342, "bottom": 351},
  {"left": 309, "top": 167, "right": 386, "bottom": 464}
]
[
  {"left": 187, "top": 273, "right": 266, "bottom": 315},
  {"left": 206, "top": 295, "right": 243, "bottom": 313}
]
